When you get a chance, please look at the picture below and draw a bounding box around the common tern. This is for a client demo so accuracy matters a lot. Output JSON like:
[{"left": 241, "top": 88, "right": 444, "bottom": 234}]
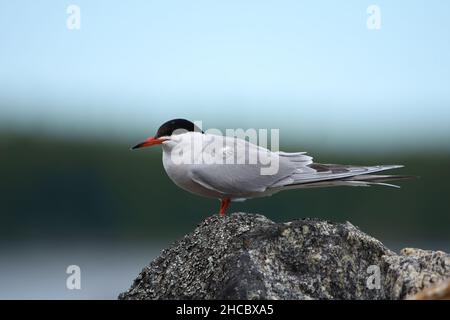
[{"left": 132, "top": 119, "right": 411, "bottom": 216}]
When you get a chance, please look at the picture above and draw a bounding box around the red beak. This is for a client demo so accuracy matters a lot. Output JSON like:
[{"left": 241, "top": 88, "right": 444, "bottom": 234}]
[{"left": 131, "top": 137, "right": 166, "bottom": 150}]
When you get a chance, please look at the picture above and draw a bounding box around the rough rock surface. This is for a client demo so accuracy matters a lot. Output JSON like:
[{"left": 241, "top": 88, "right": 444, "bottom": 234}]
[{"left": 119, "top": 213, "right": 450, "bottom": 300}]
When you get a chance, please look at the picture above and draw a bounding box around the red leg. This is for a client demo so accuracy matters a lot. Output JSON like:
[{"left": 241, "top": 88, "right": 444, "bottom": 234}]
[{"left": 219, "top": 198, "right": 231, "bottom": 216}]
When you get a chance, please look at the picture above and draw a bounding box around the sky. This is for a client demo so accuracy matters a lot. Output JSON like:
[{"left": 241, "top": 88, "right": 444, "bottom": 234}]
[{"left": 0, "top": 0, "right": 449, "bottom": 150}]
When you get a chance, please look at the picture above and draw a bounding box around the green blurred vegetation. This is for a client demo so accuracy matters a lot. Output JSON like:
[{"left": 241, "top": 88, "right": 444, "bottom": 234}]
[{"left": 1, "top": 131, "right": 449, "bottom": 245}]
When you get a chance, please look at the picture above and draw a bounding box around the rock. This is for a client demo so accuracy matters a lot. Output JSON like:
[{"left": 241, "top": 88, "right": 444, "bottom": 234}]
[
  {"left": 409, "top": 279, "right": 450, "bottom": 300},
  {"left": 119, "top": 213, "right": 450, "bottom": 300}
]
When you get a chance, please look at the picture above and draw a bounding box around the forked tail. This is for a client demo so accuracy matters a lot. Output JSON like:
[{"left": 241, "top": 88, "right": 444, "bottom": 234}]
[{"left": 281, "top": 164, "right": 415, "bottom": 189}]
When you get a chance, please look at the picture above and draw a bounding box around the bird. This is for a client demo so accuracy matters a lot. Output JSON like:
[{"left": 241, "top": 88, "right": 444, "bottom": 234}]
[{"left": 131, "top": 118, "right": 412, "bottom": 216}]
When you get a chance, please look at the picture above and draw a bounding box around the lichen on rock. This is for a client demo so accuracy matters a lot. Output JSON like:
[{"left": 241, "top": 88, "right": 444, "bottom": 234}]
[{"left": 119, "top": 213, "right": 450, "bottom": 300}]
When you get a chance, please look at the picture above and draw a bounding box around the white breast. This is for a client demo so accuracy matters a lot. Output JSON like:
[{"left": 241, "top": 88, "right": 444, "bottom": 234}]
[{"left": 161, "top": 133, "right": 223, "bottom": 199}]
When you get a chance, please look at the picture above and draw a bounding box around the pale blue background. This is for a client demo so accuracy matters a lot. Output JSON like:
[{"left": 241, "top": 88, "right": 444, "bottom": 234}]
[{"left": 1, "top": 0, "right": 449, "bottom": 150}]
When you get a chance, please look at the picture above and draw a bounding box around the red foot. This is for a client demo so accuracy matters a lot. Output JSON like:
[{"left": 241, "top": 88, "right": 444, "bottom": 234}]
[{"left": 219, "top": 198, "right": 231, "bottom": 216}]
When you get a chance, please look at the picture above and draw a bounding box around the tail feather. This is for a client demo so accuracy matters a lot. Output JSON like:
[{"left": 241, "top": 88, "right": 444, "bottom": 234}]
[
  {"left": 342, "top": 174, "right": 416, "bottom": 189},
  {"left": 276, "top": 164, "right": 414, "bottom": 190},
  {"left": 343, "top": 174, "right": 416, "bottom": 183}
]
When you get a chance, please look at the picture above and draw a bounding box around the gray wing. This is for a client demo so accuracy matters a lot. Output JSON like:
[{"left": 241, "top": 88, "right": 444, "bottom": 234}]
[
  {"left": 188, "top": 134, "right": 407, "bottom": 196},
  {"left": 188, "top": 136, "right": 313, "bottom": 196},
  {"left": 271, "top": 163, "right": 406, "bottom": 189}
]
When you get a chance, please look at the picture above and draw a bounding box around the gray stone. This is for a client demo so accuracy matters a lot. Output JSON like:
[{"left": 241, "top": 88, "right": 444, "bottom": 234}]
[{"left": 119, "top": 213, "right": 450, "bottom": 300}]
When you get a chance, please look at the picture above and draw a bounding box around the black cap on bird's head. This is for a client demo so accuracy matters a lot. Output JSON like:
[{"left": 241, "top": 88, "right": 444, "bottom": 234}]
[
  {"left": 131, "top": 119, "right": 203, "bottom": 150},
  {"left": 155, "top": 119, "right": 203, "bottom": 138}
]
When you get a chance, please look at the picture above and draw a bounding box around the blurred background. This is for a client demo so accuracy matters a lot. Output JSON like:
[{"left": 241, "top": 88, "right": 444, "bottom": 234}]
[{"left": 1, "top": 0, "right": 449, "bottom": 299}]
